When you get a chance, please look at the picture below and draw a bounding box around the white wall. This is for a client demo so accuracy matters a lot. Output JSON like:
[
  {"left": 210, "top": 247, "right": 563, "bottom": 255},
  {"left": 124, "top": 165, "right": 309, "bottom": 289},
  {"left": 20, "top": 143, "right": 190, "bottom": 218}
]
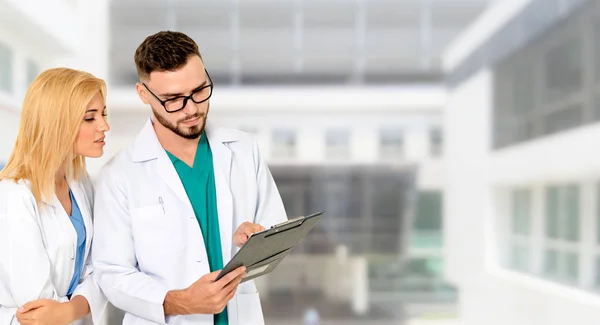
[
  {"left": 443, "top": 70, "right": 492, "bottom": 291},
  {"left": 444, "top": 66, "right": 600, "bottom": 325}
]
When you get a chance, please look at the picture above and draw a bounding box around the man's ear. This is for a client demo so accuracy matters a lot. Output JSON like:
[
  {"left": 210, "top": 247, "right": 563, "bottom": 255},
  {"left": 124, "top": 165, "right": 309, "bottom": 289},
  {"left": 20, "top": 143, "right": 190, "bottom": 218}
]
[{"left": 136, "top": 82, "right": 150, "bottom": 105}]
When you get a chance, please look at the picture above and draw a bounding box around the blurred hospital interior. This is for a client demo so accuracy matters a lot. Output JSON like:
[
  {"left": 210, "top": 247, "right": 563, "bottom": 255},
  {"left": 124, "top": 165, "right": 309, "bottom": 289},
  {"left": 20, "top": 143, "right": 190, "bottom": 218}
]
[{"left": 2, "top": 0, "right": 600, "bottom": 324}]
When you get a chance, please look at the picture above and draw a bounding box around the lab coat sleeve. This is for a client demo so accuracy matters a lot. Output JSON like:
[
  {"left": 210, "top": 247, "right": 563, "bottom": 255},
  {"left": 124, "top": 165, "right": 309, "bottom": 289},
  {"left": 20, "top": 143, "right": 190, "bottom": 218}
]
[
  {"left": 72, "top": 251, "right": 107, "bottom": 325},
  {"left": 252, "top": 138, "right": 288, "bottom": 227},
  {"left": 91, "top": 168, "right": 170, "bottom": 324},
  {"left": 0, "top": 187, "right": 60, "bottom": 308},
  {"left": 72, "top": 175, "right": 108, "bottom": 325}
]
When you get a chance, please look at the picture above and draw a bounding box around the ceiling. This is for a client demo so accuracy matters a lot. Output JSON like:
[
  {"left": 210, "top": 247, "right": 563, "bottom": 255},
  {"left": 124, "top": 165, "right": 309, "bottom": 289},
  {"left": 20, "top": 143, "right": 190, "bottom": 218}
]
[{"left": 109, "top": 0, "right": 493, "bottom": 86}]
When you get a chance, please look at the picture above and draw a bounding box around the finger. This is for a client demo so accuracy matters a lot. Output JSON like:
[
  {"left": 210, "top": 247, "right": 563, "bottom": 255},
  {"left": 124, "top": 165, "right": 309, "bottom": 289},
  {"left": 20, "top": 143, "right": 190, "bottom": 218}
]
[
  {"left": 244, "top": 223, "right": 263, "bottom": 236},
  {"left": 236, "top": 221, "right": 251, "bottom": 234},
  {"left": 233, "top": 233, "right": 248, "bottom": 247},
  {"left": 202, "top": 270, "right": 222, "bottom": 282},
  {"left": 223, "top": 270, "right": 245, "bottom": 293},
  {"left": 220, "top": 271, "right": 245, "bottom": 302},
  {"left": 19, "top": 299, "right": 48, "bottom": 313},
  {"left": 252, "top": 224, "right": 265, "bottom": 233},
  {"left": 224, "top": 279, "right": 240, "bottom": 302},
  {"left": 16, "top": 309, "right": 36, "bottom": 321},
  {"left": 236, "top": 224, "right": 263, "bottom": 246},
  {"left": 215, "top": 265, "right": 246, "bottom": 288}
]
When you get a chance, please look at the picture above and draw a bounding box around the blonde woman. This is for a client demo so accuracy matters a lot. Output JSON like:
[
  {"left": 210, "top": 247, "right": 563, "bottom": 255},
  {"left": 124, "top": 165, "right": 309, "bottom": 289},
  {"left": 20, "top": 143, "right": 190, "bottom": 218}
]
[{"left": 0, "top": 68, "right": 110, "bottom": 325}]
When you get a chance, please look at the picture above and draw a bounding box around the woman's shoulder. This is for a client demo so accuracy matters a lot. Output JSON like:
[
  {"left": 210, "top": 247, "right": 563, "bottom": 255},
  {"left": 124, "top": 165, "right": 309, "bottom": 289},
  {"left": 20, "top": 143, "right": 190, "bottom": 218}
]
[
  {"left": 0, "top": 179, "right": 36, "bottom": 212},
  {"left": 0, "top": 178, "right": 32, "bottom": 196}
]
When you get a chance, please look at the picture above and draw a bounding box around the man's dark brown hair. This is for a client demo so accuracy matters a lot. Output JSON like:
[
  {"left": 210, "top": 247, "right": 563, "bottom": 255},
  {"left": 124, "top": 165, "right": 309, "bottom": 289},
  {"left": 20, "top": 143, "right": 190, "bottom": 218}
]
[{"left": 134, "top": 30, "right": 203, "bottom": 81}]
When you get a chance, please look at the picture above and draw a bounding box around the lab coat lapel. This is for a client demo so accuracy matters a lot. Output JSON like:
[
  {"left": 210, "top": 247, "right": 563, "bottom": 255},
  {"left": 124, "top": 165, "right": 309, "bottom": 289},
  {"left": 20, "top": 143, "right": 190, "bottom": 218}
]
[
  {"left": 206, "top": 125, "right": 235, "bottom": 264},
  {"left": 156, "top": 152, "right": 190, "bottom": 207},
  {"left": 132, "top": 119, "right": 191, "bottom": 208}
]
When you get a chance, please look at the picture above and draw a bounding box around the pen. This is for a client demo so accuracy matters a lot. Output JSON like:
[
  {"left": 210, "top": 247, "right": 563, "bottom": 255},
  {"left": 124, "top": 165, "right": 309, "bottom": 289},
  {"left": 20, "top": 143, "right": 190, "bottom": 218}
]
[{"left": 159, "top": 197, "right": 165, "bottom": 213}]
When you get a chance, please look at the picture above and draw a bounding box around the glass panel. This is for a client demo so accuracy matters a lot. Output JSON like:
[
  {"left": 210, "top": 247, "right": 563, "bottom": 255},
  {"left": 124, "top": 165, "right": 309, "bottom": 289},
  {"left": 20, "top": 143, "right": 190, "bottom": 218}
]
[
  {"left": 325, "top": 129, "right": 351, "bottom": 159},
  {"left": 597, "top": 183, "right": 600, "bottom": 244},
  {"left": 595, "top": 21, "right": 600, "bottom": 85},
  {"left": 25, "top": 59, "right": 39, "bottom": 88},
  {"left": 545, "top": 187, "right": 559, "bottom": 239},
  {"left": 512, "top": 189, "right": 531, "bottom": 235},
  {"left": 379, "top": 128, "right": 403, "bottom": 159},
  {"left": 410, "top": 232, "right": 443, "bottom": 250},
  {"left": 513, "top": 61, "right": 535, "bottom": 115},
  {"left": 544, "top": 37, "right": 582, "bottom": 103},
  {"left": 543, "top": 104, "right": 583, "bottom": 135},
  {"left": 511, "top": 244, "right": 530, "bottom": 272},
  {"left": 271, "top": 129, "right": 296, "bottom": 158},
  {"left": 414, "top": 191, "right": 443, "bottom": 231},
  {"left": 563, "top": 185, "right": 579, "bottom": 242},
  {"left": 564, "top": 252, "right": 579, "bottom": 282},
  {"left": 0, "top": 42, "right": 12, "bottom": 93},
  {"left": 595, "top": 257, "right": 600, "bottom": 287},
  {"left": 544, "top": 249, "right": 558, "bottom": 276},
  {"left": 429, "top": 127, "right": 443, "bottom": 157}
]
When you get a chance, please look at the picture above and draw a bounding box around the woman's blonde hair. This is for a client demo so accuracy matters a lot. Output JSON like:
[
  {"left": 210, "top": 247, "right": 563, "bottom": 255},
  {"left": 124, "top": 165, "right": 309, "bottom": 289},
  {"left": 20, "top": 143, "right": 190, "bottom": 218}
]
[{"left": 0, "top": 67, "right": 107, "bottom": 206}]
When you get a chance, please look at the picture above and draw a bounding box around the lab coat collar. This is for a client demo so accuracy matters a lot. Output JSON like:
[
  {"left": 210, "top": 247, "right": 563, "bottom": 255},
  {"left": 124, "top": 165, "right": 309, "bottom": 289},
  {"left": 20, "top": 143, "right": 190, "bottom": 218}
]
[
  {"left": 39, "top": 178, "right": 84, "bottom": 208},
  {"left": 131, "top": 117, "right": 240, "bottom": 163}
]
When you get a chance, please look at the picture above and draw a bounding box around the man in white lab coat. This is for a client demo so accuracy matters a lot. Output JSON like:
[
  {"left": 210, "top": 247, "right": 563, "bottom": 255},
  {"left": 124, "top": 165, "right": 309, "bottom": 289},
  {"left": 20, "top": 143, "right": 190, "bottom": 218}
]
[{"left": 91, "top": 31, "right": 288, "bottom": 325}]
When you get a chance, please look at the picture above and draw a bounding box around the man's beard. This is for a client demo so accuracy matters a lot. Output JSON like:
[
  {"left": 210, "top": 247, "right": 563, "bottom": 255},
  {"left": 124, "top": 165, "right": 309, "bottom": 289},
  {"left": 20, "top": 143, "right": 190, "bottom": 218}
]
[{"left": 152, "top": 105, "right": 208, "bottom": 140}]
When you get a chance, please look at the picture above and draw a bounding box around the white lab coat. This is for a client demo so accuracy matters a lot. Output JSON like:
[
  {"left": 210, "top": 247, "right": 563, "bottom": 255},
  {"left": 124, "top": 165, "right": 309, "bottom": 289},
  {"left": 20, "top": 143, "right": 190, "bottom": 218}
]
[
  {"left": 92, "top": 119, "right": 288, "bottom": 325},
  {"left": 0, "top": 175, "right": 108, "bottom": 325}
]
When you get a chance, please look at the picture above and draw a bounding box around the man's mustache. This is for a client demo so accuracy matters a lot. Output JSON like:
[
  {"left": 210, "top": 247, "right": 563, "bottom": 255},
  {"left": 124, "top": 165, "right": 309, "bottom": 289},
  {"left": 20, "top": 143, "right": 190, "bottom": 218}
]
[{"left": 179, "top": 113, "right": 204, "bottom": 123}]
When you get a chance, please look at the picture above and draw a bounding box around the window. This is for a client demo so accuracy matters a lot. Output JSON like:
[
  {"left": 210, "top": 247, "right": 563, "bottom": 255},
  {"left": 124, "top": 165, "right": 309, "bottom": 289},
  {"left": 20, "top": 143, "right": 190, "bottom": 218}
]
[
  {"left": 0, "top": 42, "right": 13, "bottom": 93},
  {"left": 512, "top": 189, "right": 532, "bottom": 235},
  {"left": 513, "top": 61, "right": 536, "bottom": 115},
  {"left": 595, "top": 19, "right": 600, "bottom": 120},
  {"left": 595, "top": 183, "right": 600, "bottom": 289},
  {"left": 492, "top": 5, "right": 598, "bottom": 149},
  {"left": 414, "top": 191, "right": 443, "bottom": 232},
  {"left": 271, "top": 129, "right": 296, "bottom": 159},
  {"left": 543, "top": 185, "right": 579, "bottom": 283},
  {"left": 509, "top": 189, "right": 532, "bottom": 272},
  {"left": 370, "top": 176, "right": 406, "bottom": 254},
  {"left": 544, "top": 37, "right": 582, "bottom": 104},
  {"left": 429, "top": 128, "right": 443, "bottom": 157},
  {"left": 411, "top": 191, "right": 443, "bottom": 251},
  {"left": 595, "top": 20, "right": 600, "bottom": 86},
  {"left": 325, "top": 129, "right": 350, "bottom": 159},
  {"left": 26, "top": 59, "right": 39, "bottom": 88},
  {"left": 379, "top": 128, "right": 404, "bottom": 159}
]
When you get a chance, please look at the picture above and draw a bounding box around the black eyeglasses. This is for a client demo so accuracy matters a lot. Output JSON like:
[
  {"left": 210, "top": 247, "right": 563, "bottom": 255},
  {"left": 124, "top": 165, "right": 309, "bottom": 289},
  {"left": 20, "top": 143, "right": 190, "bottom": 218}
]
[{"left": 142, "top": 69, "right": 213, "bottom": 113}]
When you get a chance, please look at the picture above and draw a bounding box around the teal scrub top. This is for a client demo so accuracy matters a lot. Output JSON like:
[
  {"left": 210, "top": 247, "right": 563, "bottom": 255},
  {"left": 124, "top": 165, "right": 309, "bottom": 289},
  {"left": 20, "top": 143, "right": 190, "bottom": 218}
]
[
  {"left": 66, "top": 189, "right": 86, "bottom": 297},
  {"left": 166, "top": 134, "right": 228, "bottom": 325}
]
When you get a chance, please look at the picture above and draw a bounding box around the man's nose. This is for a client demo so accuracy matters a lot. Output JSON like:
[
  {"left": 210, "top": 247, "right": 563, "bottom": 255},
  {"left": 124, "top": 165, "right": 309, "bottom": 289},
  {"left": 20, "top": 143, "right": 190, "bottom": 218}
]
[{"left": 182, "top": 98, "right": 197, "bottom": 115}]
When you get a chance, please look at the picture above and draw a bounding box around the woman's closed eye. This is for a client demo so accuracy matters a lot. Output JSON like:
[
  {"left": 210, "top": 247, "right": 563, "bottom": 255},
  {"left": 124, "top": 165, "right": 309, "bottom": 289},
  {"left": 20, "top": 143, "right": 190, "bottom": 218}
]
[{"left": 84, "top": 112, "right": 107, "bottom": 122}]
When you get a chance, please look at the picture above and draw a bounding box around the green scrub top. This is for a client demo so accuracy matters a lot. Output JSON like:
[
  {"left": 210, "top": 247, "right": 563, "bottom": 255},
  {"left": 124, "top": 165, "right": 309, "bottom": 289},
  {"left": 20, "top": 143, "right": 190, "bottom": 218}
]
[{"left": 166, "top": 133, "right": 228, "bottom": 325}]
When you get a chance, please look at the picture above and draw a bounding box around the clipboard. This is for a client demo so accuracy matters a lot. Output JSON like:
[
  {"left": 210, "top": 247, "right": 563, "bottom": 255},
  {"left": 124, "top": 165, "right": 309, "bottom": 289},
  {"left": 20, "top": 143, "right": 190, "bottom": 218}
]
[{"left": 215, "top": 211, "right": 324, "bottom": 283}]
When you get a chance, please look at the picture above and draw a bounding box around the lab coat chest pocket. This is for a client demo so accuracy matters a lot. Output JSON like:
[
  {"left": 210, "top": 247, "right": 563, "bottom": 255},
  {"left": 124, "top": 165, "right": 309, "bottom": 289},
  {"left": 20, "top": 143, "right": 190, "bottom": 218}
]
[{"left": 131, "top": 202, "right": 186, "bottom": 262}]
